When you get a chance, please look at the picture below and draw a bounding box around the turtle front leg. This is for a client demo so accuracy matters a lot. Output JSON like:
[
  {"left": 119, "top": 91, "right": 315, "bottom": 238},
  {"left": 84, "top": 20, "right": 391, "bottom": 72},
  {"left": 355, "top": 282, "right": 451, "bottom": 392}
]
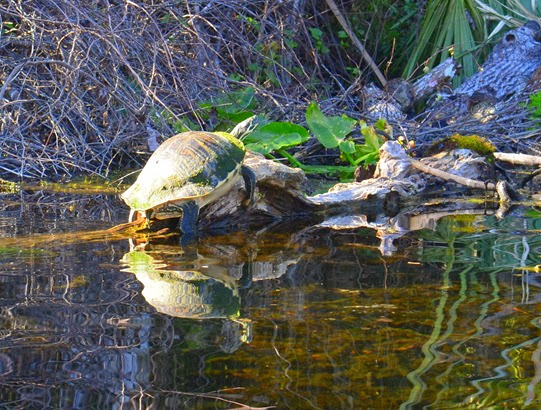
[
  {"left": 178, "top": 201, "right": 200, "bottom": 234},
  {"left": 241, "top": 165, "right": 256, "bottom": 206}
]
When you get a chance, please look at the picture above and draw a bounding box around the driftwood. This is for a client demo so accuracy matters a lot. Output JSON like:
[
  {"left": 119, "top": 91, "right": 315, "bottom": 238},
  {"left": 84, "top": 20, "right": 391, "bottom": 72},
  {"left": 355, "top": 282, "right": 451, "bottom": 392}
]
[
  {"left": 493, "top": 152, "right": 541, "bottom": 166},
  {"left": 412, "top": 58, "right": 459, "bottom": 101},
  {"left": 131, "top": 141, "right": 518, "bottom": 235},
  {"left": 362, "top": 22, "right": 541, "bottom": 156},
  {"left": 115, "top": 136, "right": 541, "bottom": 258},
  {"left": 362, "top": 57, "right": 460, "bottom": 121},
  {"left": 454, "top": 21, "right": 541, "bottom": 99}
]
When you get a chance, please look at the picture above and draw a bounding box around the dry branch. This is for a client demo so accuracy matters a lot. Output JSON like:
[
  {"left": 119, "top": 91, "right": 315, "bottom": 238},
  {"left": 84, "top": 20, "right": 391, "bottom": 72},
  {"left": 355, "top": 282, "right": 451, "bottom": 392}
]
[
  {"left": 324, "top": 0, "right": 387, "bottom": 87},
  {"left": 411, "top": 159, "right": 496, "bottom": 191},
  {"left": 0, "top": 0, "right": 325, "bottom": 180},
  {"left": 494, "top": 152, "right": 541, "bottom": 166},
  {"left": 411, "top": 158, "right": 518, "bottom": 210}
]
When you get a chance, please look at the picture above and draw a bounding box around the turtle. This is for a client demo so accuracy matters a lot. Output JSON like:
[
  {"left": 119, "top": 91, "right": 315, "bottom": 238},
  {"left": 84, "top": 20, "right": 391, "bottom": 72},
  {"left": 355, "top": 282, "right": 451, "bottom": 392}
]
[{"left": 121, "top": 125, "right": 256, "bottom": 234}]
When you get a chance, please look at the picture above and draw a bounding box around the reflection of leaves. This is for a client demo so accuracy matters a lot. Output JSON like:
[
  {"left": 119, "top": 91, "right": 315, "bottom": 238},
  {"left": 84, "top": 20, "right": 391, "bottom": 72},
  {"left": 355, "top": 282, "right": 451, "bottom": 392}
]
[
  {"left": 525, "top": 208, "right": 541, "bottom": 218},
  {"left": 415, "top": 214, "right": 541, "bottom": 270},
  {"left": 0, "top": 247, "right": 54, "bottom": 258},
  {"left": 418, "top": 218, "right": 459, "bottom": 244}
]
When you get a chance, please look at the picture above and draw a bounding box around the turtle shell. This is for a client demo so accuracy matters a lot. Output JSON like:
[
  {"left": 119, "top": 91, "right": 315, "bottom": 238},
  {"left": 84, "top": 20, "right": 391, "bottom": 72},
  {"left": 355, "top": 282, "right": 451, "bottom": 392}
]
[{"left": 121, "top": 131, "right": 245, "bottom": 214}]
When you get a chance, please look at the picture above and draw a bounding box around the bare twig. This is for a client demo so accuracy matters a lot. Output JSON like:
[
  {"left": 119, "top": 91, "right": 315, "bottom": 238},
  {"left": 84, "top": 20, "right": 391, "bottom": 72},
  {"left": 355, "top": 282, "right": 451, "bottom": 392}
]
[{"left": 324, "top": 0, "right": 387, "bottom": 87}]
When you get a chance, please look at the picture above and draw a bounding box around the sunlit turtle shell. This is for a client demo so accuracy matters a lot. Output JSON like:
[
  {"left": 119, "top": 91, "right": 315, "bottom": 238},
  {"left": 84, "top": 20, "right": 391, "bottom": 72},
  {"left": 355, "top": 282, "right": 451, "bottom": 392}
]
[{"left": 121, "top": 131, "right": 246, "bottom": 223}]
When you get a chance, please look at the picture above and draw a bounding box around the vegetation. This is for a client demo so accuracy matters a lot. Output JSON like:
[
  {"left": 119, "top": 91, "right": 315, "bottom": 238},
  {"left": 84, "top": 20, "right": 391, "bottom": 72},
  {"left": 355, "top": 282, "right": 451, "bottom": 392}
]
[
  {"left": 404, "top": 0, "right": 541, "bottom": 83},
  {"left": 0, "top": 1, "right": 539, "bottom": 181},
  {"left": 201, "top": 100, "right": 389, "bottom": 178},
  {"left": 527, "top": 89, "right": 541, "bottom": 120}
]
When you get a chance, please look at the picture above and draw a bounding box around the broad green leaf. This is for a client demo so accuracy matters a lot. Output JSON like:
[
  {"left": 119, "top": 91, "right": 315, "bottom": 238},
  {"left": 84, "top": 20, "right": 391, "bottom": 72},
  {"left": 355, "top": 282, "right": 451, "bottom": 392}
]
[
  {"left": 200, "top": 87, "right": 256, "bottom": 122},
  {"left": 215, "top": 109, "right": 254, "bottom": 123},
  {"left": 305, "top": 102, "right": 356, "bottom": 148},
  {"left": 244, "top": 122, "right": 309, "bottom": 155}
]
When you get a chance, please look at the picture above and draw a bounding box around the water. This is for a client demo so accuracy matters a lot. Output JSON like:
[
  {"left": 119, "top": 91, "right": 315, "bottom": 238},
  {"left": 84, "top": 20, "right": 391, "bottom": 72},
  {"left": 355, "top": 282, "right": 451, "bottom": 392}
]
[{"left": 0, "top": 192, "right": 539, "bottom": 409}]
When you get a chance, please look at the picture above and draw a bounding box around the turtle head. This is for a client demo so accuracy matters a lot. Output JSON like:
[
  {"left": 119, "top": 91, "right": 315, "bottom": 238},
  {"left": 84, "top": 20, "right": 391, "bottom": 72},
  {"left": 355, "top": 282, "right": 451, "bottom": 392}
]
[{"left": 230, "top": 115, "right": 265, "bottom": 140}]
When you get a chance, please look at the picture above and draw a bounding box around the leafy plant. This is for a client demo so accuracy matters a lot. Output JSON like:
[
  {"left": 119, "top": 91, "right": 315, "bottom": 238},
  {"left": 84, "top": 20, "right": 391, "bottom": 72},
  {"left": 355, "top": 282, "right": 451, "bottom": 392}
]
[
  {"left": 355, "top": 120, "right": 386, "bottom": 166},
  {"left": 476, "top": 0, "right": 541, "bottom": 27},
  {"left": 305, "top": 102, "right": 357, "bottom": 164},
  {"left": 242, "top": 103, "right": 389, "bottom": 178},
  {"left": 404, "top": 1, "right": 541, "bottom": 84},
  {"left": 149, "top": 108, "right": 194, "bottom": 134},
  {"left": 527, "top": 89, "right": 541, "bottom": 120},
  {"left": 335, "top": 0, "right": 421, "bottom": 79},
  {"left": 403, "top": 0, "right": 484, "bottom": 84},
  {"left": 309, "top": 27, "right": 330, "bottom": 55}
]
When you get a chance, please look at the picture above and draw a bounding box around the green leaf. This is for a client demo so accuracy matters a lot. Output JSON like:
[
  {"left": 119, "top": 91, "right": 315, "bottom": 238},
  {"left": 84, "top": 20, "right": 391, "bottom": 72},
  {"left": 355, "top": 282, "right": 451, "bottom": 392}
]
[
  {"left": 338, "top": 140, "right": 357, "bottom": 154},
  {"left": 247, "top": 63, "right": 259, "bottom": 72},
  {"left": 215, "top": 109, "right": 254, "bottom": 123},
  {"left": 305, "top": 102, "right": 356, "bottom": 148},
  {"left": 244, "top": 122, "right": 309, "bottom": 155},
  {"left": 375, "top": 118, "right": 388, "bottom": 131},
  {"left": 361, "top": 124, "right": 382, "bottom": 151},
  {"left": 172, "top": 120, "right": 191, "bottom": 133},
  {"left": 284, "top": 38, "right": 298, "bottom": 49},
  {"left": 201, "top": 87, "right": 256, "bottom": 122},
  {"left": 354, "top": 151, "right": 379, "bottom": 166},
  {"left": 309, "top": 27, "right": 323, "bottom": 40}
]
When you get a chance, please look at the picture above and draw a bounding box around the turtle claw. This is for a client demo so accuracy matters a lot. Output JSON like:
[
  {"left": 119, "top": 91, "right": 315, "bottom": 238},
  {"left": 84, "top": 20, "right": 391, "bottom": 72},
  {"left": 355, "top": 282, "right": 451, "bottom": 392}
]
[
  {"left": 178, "top": 201, "right": 200, "bottom": 234},
  {"left": 179, "top": 232, "right": 197, "bottom": 247},
  {"left": 241, "top": 165, "right": 256, "bottom": 207}
]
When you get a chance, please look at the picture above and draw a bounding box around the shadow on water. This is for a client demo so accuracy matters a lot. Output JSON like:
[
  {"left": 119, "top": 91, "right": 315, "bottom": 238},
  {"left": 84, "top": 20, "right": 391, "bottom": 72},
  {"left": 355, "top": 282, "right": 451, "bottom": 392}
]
[{"left": 0, "top": 191, "right": 538, "bottom": 408}]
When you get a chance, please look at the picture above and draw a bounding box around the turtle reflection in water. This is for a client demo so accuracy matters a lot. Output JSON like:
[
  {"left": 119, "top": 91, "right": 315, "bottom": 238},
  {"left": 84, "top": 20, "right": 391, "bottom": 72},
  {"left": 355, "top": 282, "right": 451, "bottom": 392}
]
[
  {"left": 121, "top": 250, "right": 251, "bottom": 353},
  {"left": 121, "top": 124, "right": 256, "bottom": 234}
]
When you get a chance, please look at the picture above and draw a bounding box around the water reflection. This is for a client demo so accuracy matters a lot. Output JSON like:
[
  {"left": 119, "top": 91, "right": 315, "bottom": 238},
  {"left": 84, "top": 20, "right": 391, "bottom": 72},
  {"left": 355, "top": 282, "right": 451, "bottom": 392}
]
[
  {"left": 0, "top": 193, "right": 538, "bottom": 408},
  {"left": 121, "top": 244, "right": 251, "bottom": 353}
]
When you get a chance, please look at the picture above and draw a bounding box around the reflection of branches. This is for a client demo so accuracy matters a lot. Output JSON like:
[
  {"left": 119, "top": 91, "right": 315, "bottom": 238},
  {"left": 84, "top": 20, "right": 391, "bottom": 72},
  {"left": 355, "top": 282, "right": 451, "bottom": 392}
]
[
  {"left": 401, "top": 210, "right": 541, "bottom": 407},
  {"left": 465, "top": 333, "right": 541, "bottom": 406},
  {"left": 400, "top": 248, "right": 453, "bottom": 409},
  {"left": 431, "top": 265, "right": 473, "bottom": 407},
  {"left": 526, "top": 317, "right": 541, "bottom": 406},
  {"left": 270, "top": 319, "right": 321, "bottom": 409},
  {"left": 156, "top": 387, "right": 275, "bottom": 409}
]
